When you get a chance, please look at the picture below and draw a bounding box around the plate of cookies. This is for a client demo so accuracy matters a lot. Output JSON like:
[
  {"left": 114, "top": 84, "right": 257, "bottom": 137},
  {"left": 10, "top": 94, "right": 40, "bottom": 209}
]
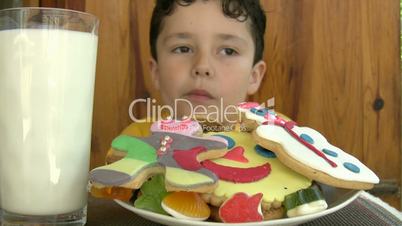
[
  {"left": 89, "top": 101, "right": 378, "bottom": 225},
  {"left": 114, "top": 185, "right": 361, "bottom": 226}
]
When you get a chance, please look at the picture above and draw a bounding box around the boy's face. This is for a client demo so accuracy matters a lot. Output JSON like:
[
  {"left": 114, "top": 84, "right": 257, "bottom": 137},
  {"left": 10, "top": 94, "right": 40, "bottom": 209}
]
[{"left": 150, "top": 0, "right": 266, "bottom": 121}]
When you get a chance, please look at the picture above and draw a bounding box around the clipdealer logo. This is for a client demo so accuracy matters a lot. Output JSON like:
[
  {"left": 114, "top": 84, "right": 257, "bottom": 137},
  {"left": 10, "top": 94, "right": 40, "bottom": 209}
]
[{"left": 128, "top": 97, "right": 275, "bottom": 125}]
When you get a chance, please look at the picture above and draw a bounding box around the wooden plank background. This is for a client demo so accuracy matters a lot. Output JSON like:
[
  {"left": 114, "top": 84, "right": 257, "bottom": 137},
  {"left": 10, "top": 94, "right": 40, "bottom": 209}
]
[{"left": 21, "top": 0, "right": 401, "bottom": 209}]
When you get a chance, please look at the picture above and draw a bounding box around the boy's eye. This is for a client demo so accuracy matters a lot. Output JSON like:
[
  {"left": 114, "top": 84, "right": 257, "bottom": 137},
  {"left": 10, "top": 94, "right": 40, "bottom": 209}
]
[
  {"left": 172, "top": 46, "right": 192, "bottom": 54},
  {"left": 220, "top": 48, "right": 238, "bottom": 56}
]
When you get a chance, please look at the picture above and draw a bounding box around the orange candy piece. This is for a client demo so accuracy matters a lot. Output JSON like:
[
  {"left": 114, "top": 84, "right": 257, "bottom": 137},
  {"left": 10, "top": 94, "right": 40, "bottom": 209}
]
[
  {"left": 90, "top": 186, "right": 133, "bottom": 201},
  {"left": 162, "top": 192, "right": 211, "bottom": 220}
]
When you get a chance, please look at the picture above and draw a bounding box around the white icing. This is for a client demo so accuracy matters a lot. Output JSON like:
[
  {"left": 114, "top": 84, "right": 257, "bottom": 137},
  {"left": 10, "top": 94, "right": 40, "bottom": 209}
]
[
  {"left": 256, "top": 125, "right": 380, "bottom": 184},
  {"left": 245, "top": 111, "right": 267, "bottom": 124},
  {"left": 239, "top": 104, "right": 277, "bottom": 125},
  {"left": 238, "top": 103, "right": 279, "bottom": 125},
  {"left": 207, "top": 135, "right": 228, "bottom": 146},
  {"left": 237, "top": 107, "right": 248, "bottom": 113},
  {"left": 258, "top": 198, "right": 263, "bottom": 216},
  {"left": 161, "top": 201, "right": 208, "bottom": 221},
  {"left": 287, "top": 200, "right": 328, "bottom": 217}
]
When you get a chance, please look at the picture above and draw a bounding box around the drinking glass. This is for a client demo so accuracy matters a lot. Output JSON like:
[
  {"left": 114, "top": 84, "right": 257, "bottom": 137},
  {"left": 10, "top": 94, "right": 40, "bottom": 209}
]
[{"left": 0, "top": 7, "right": 99, "bottom": 225}]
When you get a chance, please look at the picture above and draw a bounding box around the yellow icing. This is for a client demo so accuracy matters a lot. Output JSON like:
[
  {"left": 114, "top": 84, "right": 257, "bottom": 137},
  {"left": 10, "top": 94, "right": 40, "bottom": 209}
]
[
  {"left": 98, "top": 158, "right": 150, "bottom": 175},
  {"left": 207, "top": 131, "right": 312, "bottom": 203},
  {"left": 165, "top": 167, "right": 214, "bottom": 186}
]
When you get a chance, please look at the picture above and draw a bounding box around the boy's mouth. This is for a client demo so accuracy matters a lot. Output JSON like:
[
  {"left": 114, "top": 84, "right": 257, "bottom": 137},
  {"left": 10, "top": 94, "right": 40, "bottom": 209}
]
[{"left": 184, "top": 89, "right": 214, "bottom": 102}]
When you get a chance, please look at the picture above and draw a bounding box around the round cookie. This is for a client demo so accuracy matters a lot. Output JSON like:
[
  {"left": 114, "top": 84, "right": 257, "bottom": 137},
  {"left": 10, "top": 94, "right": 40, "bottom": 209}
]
[{"left": 199, "top": 130, "right": 312, "bottom": 217}]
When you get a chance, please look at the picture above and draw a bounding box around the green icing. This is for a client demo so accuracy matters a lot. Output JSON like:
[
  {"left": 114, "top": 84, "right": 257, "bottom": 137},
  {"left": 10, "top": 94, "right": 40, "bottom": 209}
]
[
  {"left": 112, "top": 135, "right": 157, "bottom": 163},
  {"left": 284, "top": 187, "right": 325, "bottom": 211},
  {"left": 134, "top": 175, "right": 170, "bottom": 215},
  {"left": 97, "top": 158, "right": 151, "bottom": 176}
]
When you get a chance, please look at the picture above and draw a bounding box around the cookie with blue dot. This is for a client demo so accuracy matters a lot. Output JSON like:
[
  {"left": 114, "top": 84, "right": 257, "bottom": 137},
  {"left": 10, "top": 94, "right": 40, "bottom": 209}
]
[{"left": 253, "top": 119, "right": 379, "bottom": 190}]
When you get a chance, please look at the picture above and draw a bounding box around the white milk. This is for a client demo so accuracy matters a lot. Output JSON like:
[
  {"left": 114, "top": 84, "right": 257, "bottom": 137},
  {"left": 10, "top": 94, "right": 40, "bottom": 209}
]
[{"left": 0, "top": 29, "right": 98, "bottom": 215}]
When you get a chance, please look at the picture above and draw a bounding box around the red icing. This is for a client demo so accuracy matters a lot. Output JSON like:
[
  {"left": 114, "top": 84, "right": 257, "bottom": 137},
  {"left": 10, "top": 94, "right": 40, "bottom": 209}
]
[
  {"left": 263, "top": 118, "right": 337, "bottom": 168},
  {"left": 173, "top": 146, "right": 206, "bottom": 171},
  {"left": 219, "top": 193, "right": 263, "bottom": 223},
  {"left": 202, "top": 161, "right": 271, "bottom": 183},
  {"left": 160, "top": 123, "right": 189, "bottom": 132},
  {"left": 223, "top": 146, "right": 249, "bottom": 163},
  {"left": 238, "top": 102, "right": 260, "bottom": 109},
  {"left": 264, "top": 112, "right": 277, "bottom": 121}
]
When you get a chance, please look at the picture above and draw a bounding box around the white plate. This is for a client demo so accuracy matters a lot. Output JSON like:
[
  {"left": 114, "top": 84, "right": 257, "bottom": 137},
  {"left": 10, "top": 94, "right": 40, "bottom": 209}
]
[{"left": 115, "top": 184, "right": 362, "bottom": 226}]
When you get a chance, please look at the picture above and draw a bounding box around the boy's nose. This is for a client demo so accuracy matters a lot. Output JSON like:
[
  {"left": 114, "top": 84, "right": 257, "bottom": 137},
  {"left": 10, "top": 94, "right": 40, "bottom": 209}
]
[
  {"left": 192, "top": 53, "right": 214, "bottom": 78},
  {"left": 192, "top": 67, "right": 213, "bottom": 77}
]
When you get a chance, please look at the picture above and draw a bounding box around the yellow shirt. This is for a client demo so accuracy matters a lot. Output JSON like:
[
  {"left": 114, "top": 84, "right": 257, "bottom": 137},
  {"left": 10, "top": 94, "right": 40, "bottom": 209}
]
[{"left": 120, "top": 121, "right": 152, "bottom": 137}]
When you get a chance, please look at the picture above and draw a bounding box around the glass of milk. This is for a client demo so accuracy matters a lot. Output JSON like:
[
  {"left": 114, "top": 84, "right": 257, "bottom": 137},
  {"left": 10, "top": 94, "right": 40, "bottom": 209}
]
[{"left": 0, "top": 8, "right": 98, "bottom": 225}]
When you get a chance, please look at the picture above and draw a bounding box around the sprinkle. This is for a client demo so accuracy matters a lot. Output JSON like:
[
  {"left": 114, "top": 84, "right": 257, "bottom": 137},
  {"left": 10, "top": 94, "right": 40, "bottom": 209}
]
[
  {"left": 322, "top": 148, "right": 338, "bottom": 157},
  {"left": 300, "top": 134, "right": 314, "bottom": 144},
  {"left": 343, "top": 162, "right": 360, "bottom": 173},
  {"left": 251, "top": 108, "right": 269, "bottom": 116},
  {"left": 254, "top": 145, "right": 276, "bottom": 158}
]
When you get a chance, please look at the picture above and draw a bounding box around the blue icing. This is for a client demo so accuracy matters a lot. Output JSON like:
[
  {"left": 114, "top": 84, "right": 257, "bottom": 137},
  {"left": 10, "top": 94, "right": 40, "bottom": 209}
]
[
  {"left": 212, "top": 134, "right": 235, "bottom": 149},
  {"left": 300, "top": 133, "right": 314, "bottom": 144},
  {"left": 267, "top": 109, "right": 276, "bottom": 116},
  {"left": 343, "top": 162, "right": 360, "bottom": 173},
  {"left": 323, "top": 148, "right": 338, "bottom": 157},
  {"left": 250, "top": 107, "right": 269, "bottom": 116},
  {"left": 255, "top": 145, "right": 276, "bottom": 158}
]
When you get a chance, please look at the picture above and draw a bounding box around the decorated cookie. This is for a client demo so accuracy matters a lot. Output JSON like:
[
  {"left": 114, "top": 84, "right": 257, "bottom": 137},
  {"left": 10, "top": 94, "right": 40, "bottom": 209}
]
[
  {"left": 283, "top": 186, "right": 328, "bottom": 217},
  {"left": 134, "top": 175, "right": 170, "bottom": 215},
  {"left": 253, "top": 114, "right": 379, "bottom": 190},
  {"left": 200, "top": 130, "right": 312, "bottom": 222},
  {"left": 150, "top": 117, "right": 202, "bottom": 136},
  {"left": 161, "top": 191, "right": 211, "bottom": 221},
  {"left": 90, "top": 186, "right": 133, "bottom": 202},
  {"left": 219, "top": 192, "right": 263, "bottom": 223},
  {"left": 236, "top": 101, "right": 290, "bottom": 132},
  {"left": 89, "top": 118, "right": 228, "bottom": 193},
  {"left": 89, "top": 99, "right": 377, "bottom": 223},
  {"left": 238, "top": 102, "right": 276, "bottom": 123}
]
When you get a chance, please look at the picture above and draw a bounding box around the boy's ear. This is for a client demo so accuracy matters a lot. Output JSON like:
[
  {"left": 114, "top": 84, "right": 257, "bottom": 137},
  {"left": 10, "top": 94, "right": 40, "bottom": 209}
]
[
  {"left": 247, "top": 60, "right": 266, "bottom": 95},
  {"left": 149, "top": 58, "right": 160, "bottom": 90}
]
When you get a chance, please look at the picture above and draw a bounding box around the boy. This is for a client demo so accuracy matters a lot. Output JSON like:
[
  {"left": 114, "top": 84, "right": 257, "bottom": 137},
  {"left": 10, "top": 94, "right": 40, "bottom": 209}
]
[
  {"left": 94, "top": 0, "right": 268, "bottom": 199},
  {"left": 122, "top": 0, "right": 267, "bottom": 138}
]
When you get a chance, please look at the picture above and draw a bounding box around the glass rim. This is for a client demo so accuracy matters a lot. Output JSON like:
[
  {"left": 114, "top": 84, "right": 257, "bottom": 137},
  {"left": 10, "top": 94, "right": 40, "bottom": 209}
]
[{"left": 0, "top": 7, "right": 99, "bottom": 24}]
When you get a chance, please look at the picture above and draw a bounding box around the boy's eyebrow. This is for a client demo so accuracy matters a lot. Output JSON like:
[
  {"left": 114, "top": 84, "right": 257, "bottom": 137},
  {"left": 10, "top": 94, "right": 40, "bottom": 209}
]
[
  {"left": 215, "top": 33, "right": 248, "bottom": 45},
  {"left": 162, "top": 33, "right": 248, "bottom": 46},
  {"left": 162, "top": 32, "right": 193, "bottom": 43}
]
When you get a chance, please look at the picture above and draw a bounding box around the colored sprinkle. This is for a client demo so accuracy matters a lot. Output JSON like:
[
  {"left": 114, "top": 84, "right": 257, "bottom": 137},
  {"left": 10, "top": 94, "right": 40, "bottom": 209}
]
[
  {"left": 322, "top": 148, "right": 338, "bottom": 157},
  {"left": 343, "top": 162, "right": 360, "bottom": 173},
  {"left": 300, "top": 134, "right": 314, "bottom": 144},
  {"left": 250, "top": 107, "right": 269, "bottom": 116},
  {"left": 254, "top": 145, "right": 276, "bottom": 158},
  {"left": 213, "top": 134, "right": 235, "bottom": 149}
]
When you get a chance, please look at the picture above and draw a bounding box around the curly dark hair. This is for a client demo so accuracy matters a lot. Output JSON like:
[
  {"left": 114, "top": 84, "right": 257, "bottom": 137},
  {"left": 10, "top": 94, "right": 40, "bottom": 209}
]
[{"left": 150, "top": 0, "right": 266, "bottom": 65}]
